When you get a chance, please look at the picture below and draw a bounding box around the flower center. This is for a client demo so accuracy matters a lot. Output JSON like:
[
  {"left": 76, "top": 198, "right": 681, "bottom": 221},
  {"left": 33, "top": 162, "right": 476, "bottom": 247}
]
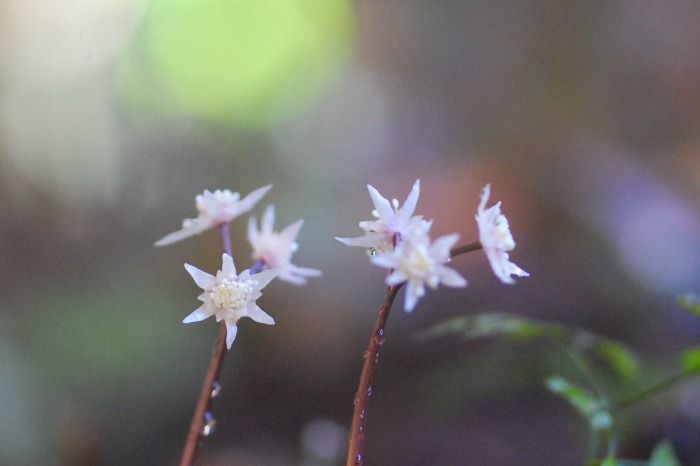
[
  {"left": 403, "top": 244, "right": 434, "bottom": 278},
  {"left": 210, "top": 279, "right": 252, "bottom": 318}
]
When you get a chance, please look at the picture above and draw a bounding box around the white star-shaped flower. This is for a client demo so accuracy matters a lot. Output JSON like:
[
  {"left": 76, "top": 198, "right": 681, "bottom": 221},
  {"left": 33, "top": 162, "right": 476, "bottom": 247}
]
[
  {"left": 475, "top": 184, "right": 529, "bottom": 284},
  {"left": 336, "top": 179, "right": 422, "bottom": 254},
  {"left": 371, "top": 221, "right": 467, "bottom": 312},
  {"left": 155, "top": 185, "right": 272, "bottom": 247},
  {"left": 183, "top": 253, "right": 277, "bottom": 348},
  {"left": 247, "top": 205, "right": 322, "bottom": 285}
]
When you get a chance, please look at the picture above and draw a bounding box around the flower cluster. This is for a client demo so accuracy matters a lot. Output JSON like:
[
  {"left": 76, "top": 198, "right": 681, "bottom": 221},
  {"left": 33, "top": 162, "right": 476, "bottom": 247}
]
[
  {"left": 337, "top": 180, "right": 527, "bottom": 311},
  {"left": 156, "top": 185, "right": 321, "bottom": 347}
]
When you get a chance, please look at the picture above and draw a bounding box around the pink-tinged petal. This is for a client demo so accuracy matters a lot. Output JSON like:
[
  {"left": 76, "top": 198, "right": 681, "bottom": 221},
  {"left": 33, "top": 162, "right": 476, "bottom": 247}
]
[
  {"left": 278, "top": 272, "right": 307, "bottom": 285},
  {"left": 438, "top": 266, "right": 468, "bottom": 288},
  {"left": 221, "top": 253, "right": 237, "bottom": 278},
  {"left": 247, "top": 305, "right": 275, "bottom": 325},
  {"left": 225, "top": 321, "right": 239, "bottom": 349},
  {"left": 247, "top": 215, "right": 259, "bottom": 245},
  {"left": 371, "top": 252, "right": 398, "bottom": 269},
  {"left": 155, "top": 222, "right": 210, "bottom": 247},
  {"left": 289, "top": 265, "right": 322, "bottom": 277},
  {"left": 336, "top": 234, "right": 384, "bottom": 248},
  {"left": 183, "top": 305, "right": 212, "bottom": 323},
  {"left": 367, "top": 184, "right": 394, "bottom": 220},
  {"left": 431, "top": 233, "right": 460, "bottom": 258},
  {"left": 184, "top": 263, "right": 216, "bottom": 290},
  {"left": 396, "top": 179, "right": 420, "bottom": 223},
  {"left": 280, "top": 219, "right": 303, "bottom": 243},
  {"left": 385, "top": 270, "right": 407, "bottom": 286},
  {"left": 478, "top": 183, "right": 491, "bottom": 214},
  {"left": 261, "top": 204, "right": 276, "bottom": 235},
  {"left": 404, "top": 280, "right": 425, "bottom": 312},
  {"left": 240, "top": 184, "right": 272, "bottom": 212}
]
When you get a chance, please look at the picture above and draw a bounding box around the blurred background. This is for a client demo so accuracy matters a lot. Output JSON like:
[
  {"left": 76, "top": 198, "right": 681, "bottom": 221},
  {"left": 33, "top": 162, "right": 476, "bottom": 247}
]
[{"left": 2, "top": 1, "right": 700, "bottom": 465}]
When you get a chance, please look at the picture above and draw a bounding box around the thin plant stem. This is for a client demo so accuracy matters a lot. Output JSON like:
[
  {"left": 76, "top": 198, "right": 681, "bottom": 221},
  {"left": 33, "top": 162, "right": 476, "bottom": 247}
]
[
  {"left": 345, "top": 240, "right": 482, "bottom": 466},
  {"left": 179, "top": 224, "right": 233, "bottom": 466},
  {"left": 615, "top": 370, "right": 696, "bottom": 410}
]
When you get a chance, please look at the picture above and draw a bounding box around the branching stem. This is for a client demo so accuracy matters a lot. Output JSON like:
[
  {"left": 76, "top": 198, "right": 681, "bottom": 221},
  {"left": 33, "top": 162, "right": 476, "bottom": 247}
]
[{"left": 345, "top": 240, "right": 482, "bottom": 466}]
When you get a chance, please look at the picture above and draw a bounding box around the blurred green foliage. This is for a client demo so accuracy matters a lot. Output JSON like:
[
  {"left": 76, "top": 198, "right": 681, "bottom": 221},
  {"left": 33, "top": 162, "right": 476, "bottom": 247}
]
[{"left": 119, "top": 0, "right": 355, "bottom": 127}]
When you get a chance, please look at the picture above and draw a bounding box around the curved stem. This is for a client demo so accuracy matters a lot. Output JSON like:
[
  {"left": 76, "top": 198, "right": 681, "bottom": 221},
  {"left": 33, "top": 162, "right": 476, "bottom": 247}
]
[
  {"left": 345, "top": 240, "right": 482, "bottom": 466},
  {"left": 180, "top": 224, "right": 233, "bottom": 466}
]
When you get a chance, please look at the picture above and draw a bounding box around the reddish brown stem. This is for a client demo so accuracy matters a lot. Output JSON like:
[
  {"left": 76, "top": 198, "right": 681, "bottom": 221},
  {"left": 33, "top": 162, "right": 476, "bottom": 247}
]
[
  {"left": 345, "top": 240, "right": 482, "bottom": 466},
  {"left": 346, "top": 284, "right": 402, "bottom": 466},
  {"left": 179, "top": 224, "right": 233, "bottom": 466},
  {"left": 179, "top": 323, "right": 228, "bottom": 466}
]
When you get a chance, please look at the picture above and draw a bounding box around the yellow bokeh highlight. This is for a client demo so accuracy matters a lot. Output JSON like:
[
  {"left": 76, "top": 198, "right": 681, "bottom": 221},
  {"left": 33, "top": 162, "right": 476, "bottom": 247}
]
[{"left": 121, "top": 0, "right": 355, "bottom": 127}]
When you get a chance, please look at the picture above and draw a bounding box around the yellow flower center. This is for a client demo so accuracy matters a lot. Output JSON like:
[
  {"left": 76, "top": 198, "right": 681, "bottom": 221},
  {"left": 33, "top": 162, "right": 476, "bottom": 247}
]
[{"left": 210, "top": 279, "right": 252, "bottom": 318}]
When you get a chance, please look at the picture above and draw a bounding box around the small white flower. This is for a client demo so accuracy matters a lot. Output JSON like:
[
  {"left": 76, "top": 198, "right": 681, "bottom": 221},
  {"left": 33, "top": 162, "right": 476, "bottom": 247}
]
[
  {"left": 247, "top": 205, "right": 322, "bottom": 285},
  {"left": 336, "top": 179, "right": 422, "bottom": 254},
  {"left": 155, "top": 185, "right": 272, "bottom": 247},
  {"left": 371, "top": 222, "right": 467, "bottom": 312},
  {"left": 476, "top": 184, "right": 529, "bottom": 284},
  {"left": 183, "top": 253, "right": 277, "bottom": 348}
]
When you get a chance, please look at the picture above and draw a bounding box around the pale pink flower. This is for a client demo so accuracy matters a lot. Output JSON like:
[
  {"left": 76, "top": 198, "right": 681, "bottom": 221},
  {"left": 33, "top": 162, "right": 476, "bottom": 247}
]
[
  {"left": 371, "top": 221, "right": 467, "bottom": 312},
  {"left": 247, "top": 205, "right": 322, "bottom": 285},
  {"left": 155, "top": 185, "right": 272, "bottom": 247},
  {"left": 183, "top": 253, "right": 277, "bottom": 348},
  {"left": 336, "top": 180, "right": 422, "bottom": 254},
  {"left": 476, "top": 184, "right": 529, "bottom": 284}
]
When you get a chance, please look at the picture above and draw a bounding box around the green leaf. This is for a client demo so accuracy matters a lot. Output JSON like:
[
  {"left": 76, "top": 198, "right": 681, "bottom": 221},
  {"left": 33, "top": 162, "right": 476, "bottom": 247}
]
[
  {"left": 545, "top": 376, "right": 613, "bottom": 431},
  {"left": 421, "top": 312, "right": 563, "bottom": 342},
  {"left": 677, "top": 293, "right": 700, "bottom": 317},
  {"left": 597, "top": 340, "right": 639, "bottom": 380},
  {"left": 680, "top": 347, "right": 700, "bottom": 373},
  {"left": 649, "top": 441, "right": 681, "bottom": 466},
  {"left": 601, "top": 454, "right": 619, "bottom": 466},
  {"left": 616, "top": 461, "right": 648, "bottom": 466}
]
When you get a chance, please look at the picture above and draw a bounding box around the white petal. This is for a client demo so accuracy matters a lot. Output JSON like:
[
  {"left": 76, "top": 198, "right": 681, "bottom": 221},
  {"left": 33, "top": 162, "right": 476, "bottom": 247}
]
[
  {"left": 240, "top": 184, "right": 272, "bottom": 213},
  {"left": 404, "top": 280, "right": 424, "bottom": 312},
  {"left": 396, "top": 179, "right": 420, "bottom": 223},
  {"left": 431, "top": 233, "right": 460, "bottom": 259},
  {"left": 184, "top": 263, "right": 216, "bottom": 290},
  {"left": 367, "top": 184, "right": 394, "bottom": 220},
  {"left": 221, "top": 253, "right": 237, "bottom": 278},
  {"left": 225, "top": 321, "right": 239, "bottom": 349},
  {"left": 438, "top": 266, "right": 468, "bottom": 288},
  {"left": 183, "top": 305, "right": 212, "bottom": 323},
  {"left": 478, "top": 183, "right": 491, "bottom": 214},
  {"left": 336, "top": 234, "right": 384, "bottom": 249},
  {"left": 280, "top": 219, "right": 303, "bottom": 243},
  {"left": 249, "top": 268, "right": 278, "bottom": 292},
  {"left": 370, "top": 251, "right": 398, "bottom": 269},
  {"left": 289, "top": 265, "right": 322, "bottom": 277},
  {"left": 247, "top": 215, "right": 259, "bottom": 246},
  {"left": 261, "top": 204, "right": 275, "bottom": 235},
  {"left": 247, "top": 305, "right": 275, "bottom": 325},
  {"left": 155, "top": 222, "right": 209, "bottom": 247}
]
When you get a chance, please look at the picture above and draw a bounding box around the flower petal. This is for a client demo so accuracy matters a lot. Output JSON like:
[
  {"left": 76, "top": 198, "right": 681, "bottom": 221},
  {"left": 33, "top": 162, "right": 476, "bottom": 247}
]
[
  {"left": 240, "top": 184, "right": 273, "bottom": 213},
  {"left": 367, "top": 184, "right": 394, "bottom": 220},
  {"left": 247, "top": 305, "right": 275, "bottom": 325},
  {"left": 336, "top": 234, "right": 384, "bottom": 249},
  {"left": 261, "top": 204, "right": 275, "bottom": 235},
  {"left": 183, "top": 305, "right": 212, "bottom": 323},
  {"left": 221, "top": 253, "right": 237, "bottom": 278},
  {"left": 184, "top": 263, "right": 216, "bottom": 290},
  {"left": 155, "top": 222, "right": 209, "bottom": 247},
  {"left": 438, "top": 266, "right": 468, "bottom": 288},
  {"left": 396, "top": 179, "right": 420, "bottom": 223},
  {"left": 225, "top": 321, "right": 239, "bottom": 349}
]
